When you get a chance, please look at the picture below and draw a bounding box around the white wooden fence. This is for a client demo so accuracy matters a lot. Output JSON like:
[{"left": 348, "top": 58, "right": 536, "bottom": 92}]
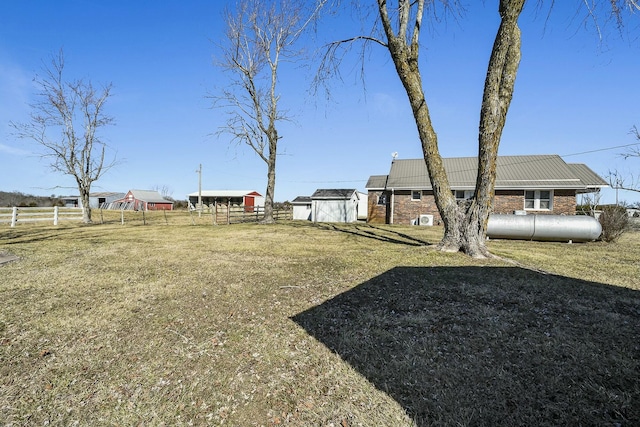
[{"left": 0, "top": 207, "right": 84, "bottom": 227}]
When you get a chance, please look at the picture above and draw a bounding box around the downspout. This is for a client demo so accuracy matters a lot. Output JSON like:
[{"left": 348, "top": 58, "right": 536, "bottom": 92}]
[
  {"left": 390, "top": 188, "right": 395, "bottom": 225},
  {"left": 381, "top": 166, "right": 392, "bottom": 225}
]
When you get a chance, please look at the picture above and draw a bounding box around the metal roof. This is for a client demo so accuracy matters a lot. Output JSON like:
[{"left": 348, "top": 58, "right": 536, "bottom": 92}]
[
  {"left": 89, "top": 192, "right": 125, "bottom": 197},
  {"left": 129, "top": 190, "right": 173, "bottom": 203},
  {"left": 371, "top": 155, "right": 607, "bottom": 191},
  {"left": 365, "top": 175, "right": 389, "bottom": 189},
  {"left": 566, "top": 163, "right": 608, "bottom": 188},
  {"left": 311, "top": 189, "right": 358, "bottom": 200},
  {"left": 292, "top": 196, "right": 312, "bottom": 204},
  {"left": 186, "top": 190, "right": 261, "bottom": 198}
]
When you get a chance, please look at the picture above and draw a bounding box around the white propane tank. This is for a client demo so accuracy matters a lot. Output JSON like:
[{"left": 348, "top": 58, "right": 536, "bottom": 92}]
[{"left": 486, "top": 214, "right": 602, "bottom": 242}]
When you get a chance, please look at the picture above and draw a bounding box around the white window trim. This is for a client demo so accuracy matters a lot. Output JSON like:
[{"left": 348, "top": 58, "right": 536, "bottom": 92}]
[
  {"left": 411, "top": 190, "right": 422, "bottom": 201},
  {"left": 524, "top": 190, "right": 553, "bottom": 211}
]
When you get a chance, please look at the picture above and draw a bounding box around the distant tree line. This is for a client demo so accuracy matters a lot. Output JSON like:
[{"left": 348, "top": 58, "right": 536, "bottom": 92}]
[{"left": 0, "top": 191, "right": 65, "bottom": 208}]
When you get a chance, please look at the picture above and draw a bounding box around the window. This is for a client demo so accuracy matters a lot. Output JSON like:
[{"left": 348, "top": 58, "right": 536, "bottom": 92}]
[
  {"left": 454, "top": 190, "right": 473, "bottom": 201},
  {"left": 377, "top": 194, "right": 387, "bottom": 205},
  {"left": 411, "top": 191, "right": 422, "bottom": 201},
  {"left": 525, "top": 190, "right": 552, "bottom": 210}
]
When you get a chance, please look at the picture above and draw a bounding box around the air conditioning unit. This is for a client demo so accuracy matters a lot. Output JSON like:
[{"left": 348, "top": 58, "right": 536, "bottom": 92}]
[{"left": 419, "top": 214, "right": 434, "bottom": 226}]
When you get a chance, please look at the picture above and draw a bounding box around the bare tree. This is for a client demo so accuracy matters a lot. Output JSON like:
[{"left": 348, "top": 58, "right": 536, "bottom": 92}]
[
  {"left": 608, "top": 125, "right": 640, "bottom": 196},
  {"left": 152, "top": 184, "right": 174, "bottom": 199},
  {"left": 608, "top": 169, "right": 640, "bottom": 196},
  {"left": 319, "top": 0, "right": 637, "bottom": 258},
  {"left": 622, "top": 125, "right": 640, "bottom": 163},
  {"left": 10, "top": 50, "right": 115, "bottom": 223},
  {"left": 213, "top": 0, "right": 326, "bottom": 223}
]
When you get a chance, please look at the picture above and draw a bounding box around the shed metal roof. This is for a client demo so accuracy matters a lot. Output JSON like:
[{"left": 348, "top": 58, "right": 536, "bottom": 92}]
[
  {"left": 89, "top": 192, "right": 125, "bottom": 198},
  {"left": 311, "top": 189, "right": 358, "bottom": 200},
  {"left": 372, "top": 155, "right": 606, "bottom": 191},
  {"left": 129, "top": 190, "right": 173, "bottom": 203},
  {"left": 187, "top": 190, "right": 261, "bottom": 198},
  {"left": 292, "top": 196, "right": 312, "bottom": 204}
]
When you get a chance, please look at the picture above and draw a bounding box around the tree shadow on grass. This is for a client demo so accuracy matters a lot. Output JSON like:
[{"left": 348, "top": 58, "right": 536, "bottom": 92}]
[
  {"left": 291, "top": 267, "right": 640, "bottom": 426},
  {"left": 317, "top": 223, "right": 432, "bottom": 247},
  {"left": 0, "top": 226, "right": 102, "bottom": 246}
]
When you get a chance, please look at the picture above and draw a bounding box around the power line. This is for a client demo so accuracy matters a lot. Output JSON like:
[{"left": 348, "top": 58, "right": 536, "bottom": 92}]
[
  {"left": 561, "top": 141, "right": 640, "bottom": 158},
  {"left": 281, "top": 141, "right": 640, "bottom": 187},
  {"left": 290, "top": 179, "right": 367, "bottom": 184}
]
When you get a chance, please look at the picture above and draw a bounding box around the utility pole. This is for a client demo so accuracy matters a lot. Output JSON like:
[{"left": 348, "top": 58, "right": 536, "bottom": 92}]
[{"left": 196, "top": 164, "right": 202, "bottom": 217}]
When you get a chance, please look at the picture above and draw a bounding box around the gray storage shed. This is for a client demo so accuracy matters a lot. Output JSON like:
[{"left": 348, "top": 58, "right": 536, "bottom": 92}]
[{"left": 311, "top": 189, "right": 360, "bottom": 223}]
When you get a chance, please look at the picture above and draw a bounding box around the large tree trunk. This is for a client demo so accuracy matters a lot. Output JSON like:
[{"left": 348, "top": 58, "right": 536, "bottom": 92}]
[
  {"left": 79, "top": 186, "right": 92, "bottom": 224},
  {"left": 380, "top": 0, "right": 524, "bottom": 258},
  {"left": 385, "top": 29, "right": 472, "bottom": 255},
  {"left": 466, "top": 0, "right": 524, "bottom": 257},
  {"left": 261, "top": 128, "right": 278, "bottom": 224}
]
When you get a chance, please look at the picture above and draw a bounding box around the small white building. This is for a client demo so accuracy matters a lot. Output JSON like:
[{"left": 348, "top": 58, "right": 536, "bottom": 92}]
[
  {"left": 61, "top": 192, "right": 125, "bottom": 209},
  {"left": 91, "top": 192, "right": 126, "bottom": 208},
  {"left": 356, "top": 191, "right": 368, "bottom": 221},
  {"left": 311, "top": 189, "right": 361, "bottom": 223},
  {"left": 292, "top": 196, "right": 312, "bottom": 220}
]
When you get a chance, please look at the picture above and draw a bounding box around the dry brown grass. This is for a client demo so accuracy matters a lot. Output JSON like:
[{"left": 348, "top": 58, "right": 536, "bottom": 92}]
[{"left": 1, "top": 219, "right": 638, "bottom": 426}]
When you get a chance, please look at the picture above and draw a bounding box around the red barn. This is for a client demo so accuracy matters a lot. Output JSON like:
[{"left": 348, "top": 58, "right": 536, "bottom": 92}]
[{"left": 111, "top": 190, "right": 174, "bottom": 211}]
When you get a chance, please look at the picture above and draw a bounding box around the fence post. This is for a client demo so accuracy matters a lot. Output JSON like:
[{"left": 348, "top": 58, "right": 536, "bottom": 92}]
[
  {"left": 53, "top": 206, "right": 59, "bottom": 225},
  {"left": 11, "top": 207, "right": 18, "bottom": 227}
]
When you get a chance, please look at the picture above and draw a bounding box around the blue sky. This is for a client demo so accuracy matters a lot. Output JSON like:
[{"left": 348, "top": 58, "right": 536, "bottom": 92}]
[{"left": 1, "top": 1, "right": 639, "bottom": 205}]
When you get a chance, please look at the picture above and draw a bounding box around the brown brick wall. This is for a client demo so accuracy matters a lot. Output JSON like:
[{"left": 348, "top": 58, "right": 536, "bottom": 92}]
[
  {"left": 368, "top": 189, "right": 578, "bottom": 224},
  {"left": 391, "top": 190, "right": 443, "bottom": 225},
  {"left": 492, "top": 189, "right": 576, "bottom": 215},
  {"left": 493, "top": 190, "right": 576, "bottom": 215},
  {"left": 367, "top": 191, "right": 387, "bottom": 224},
  {"left": 492, "top": 190, "right": 524, "bottom": 214},
  {"left": 551, "top": 190, "right": 577, "bottom": 215}
]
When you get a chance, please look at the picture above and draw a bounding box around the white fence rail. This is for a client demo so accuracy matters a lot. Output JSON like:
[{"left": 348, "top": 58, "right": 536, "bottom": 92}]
[{"left": 0, "top": 207, "right": 85, "bottom": 227}]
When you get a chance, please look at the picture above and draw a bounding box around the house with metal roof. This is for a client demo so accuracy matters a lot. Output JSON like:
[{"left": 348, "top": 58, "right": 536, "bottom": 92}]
[
  {"left": 109, "top": 190, "right": 174, "bottom": 211},
  {"left": 366, "top": 155, "right": 608, "bottom": 225}
]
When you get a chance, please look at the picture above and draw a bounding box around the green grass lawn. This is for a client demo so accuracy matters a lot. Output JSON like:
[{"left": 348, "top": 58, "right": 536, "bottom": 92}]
[{"left": 1, "top": 219, "right": 638, "bottom": 426}]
